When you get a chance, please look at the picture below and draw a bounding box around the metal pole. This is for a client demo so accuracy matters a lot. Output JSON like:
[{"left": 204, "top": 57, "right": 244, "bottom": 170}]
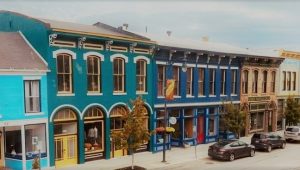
[
  {"left": 39, "top": 149, "right": 41, "bottom": 170},
  {"left": 162, "top": 100, "right": 167, "bottom": 162}
]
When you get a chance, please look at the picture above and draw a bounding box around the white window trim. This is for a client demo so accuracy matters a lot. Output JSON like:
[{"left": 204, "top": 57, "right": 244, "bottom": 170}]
[
  {"left": 219, "top": 66, "right": 228, "bottom": 69},
  {"left": 25, "top": 112, "right": 44, "bottom": 116},
  {"left": 110, "top": 54, "right": 128, "bottom": 63},
  {"left": 83, "top": 52, "right": 104, "bottom": 61},
  {"left": 197, "top": 64, "right": 207, "bottom": 68},
  {"left": 87, "top": 92, "right": 103, "bottom": 96},
  {"left": 173, "top": 63, "right": 183, "bottom": 66},
  {"left": 136, "top": 92, "right": 149, "bottom": 95},
  {"left": 186, "top": 64, "right": 196, "bottom": 67},
  {"left": 57, "top": 93, "right": 75, "bottom": 96},
  {"left": 53, "top": 49, "right": 76, "bottom": 59},
  {"left": 156, "top": 61, "right": 167, "bottom": 65},
  {"left": 23, "top": 76, "right": 41, "bottom": 80},
  {"left": 208, "top": 65, "right": 217, "bottom": 69},
  {"left": 113, "top": 92, "right": 127, "bottom": 95},
  {"left": 186, "top": 95, "right": 195, "bottom": 98},
  {"left": 134, "top": 56, "right": 150, "bottom": 64},
  {"left": 230, "top": 67, "right": 239, "bottom": 70}
]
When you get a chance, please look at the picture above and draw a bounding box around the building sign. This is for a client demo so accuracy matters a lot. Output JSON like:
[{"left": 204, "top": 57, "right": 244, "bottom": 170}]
[
  {"left": 248, "top": 96, "right": 270, "bottom": 102},
  {"left": 250, "top": 103, "right": 267, "bottom": 111}
]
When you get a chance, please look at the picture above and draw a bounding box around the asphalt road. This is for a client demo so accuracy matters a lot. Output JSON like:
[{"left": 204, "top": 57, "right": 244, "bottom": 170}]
[{"left": 154, "top": 141, "right": 300, "bottom": 170}]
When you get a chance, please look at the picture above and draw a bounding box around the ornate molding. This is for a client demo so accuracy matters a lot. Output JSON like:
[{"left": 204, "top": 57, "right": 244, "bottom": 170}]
[
  {"left": 78, "top": 37, "right": 86, "bottom": 49},
  {"left": 129, "top": 42, "right": 137, "bottom": 53},
  {"left": 149, "top": 45, "right": 156, "bottom": 55},
  {"left": 105, "top": 40, "right": 113, "bottom": 50},
  {"left": 49, "top": 33, "right": 57, "bottom": 46},
  {"left": 169, "top": 50, "right": 176, "bottom": 61}
]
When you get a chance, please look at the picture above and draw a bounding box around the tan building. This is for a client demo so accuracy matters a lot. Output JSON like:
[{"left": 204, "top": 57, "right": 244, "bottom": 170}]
[{"left": 240, "top": 56, "right": 284, "bottom": 136}]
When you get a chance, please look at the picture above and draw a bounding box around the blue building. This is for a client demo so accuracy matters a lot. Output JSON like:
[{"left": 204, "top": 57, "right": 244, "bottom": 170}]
[
  {"left": 0, "top": 32, "right": 49, "bottom": 170},
  {"left": 150, "top": 37, "right": 241, "bottom": 151}
]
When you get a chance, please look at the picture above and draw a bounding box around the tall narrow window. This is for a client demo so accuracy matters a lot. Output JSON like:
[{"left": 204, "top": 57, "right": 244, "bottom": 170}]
[
  {"left": 293, "top": 72, "right": 296, "bottom": 91},
  {"left": 252, "top": 70, "right": 258, "bottom": 93},
  {"left": 262, "top": 71, "right": 268, "bottom": 93},
  {"left": 24, "top": 80, "right": 40, "bottom": 113},
  {"left": 287, "top": 72, "right": 291, "bottom": 91},
  {"left": 113, "top": 57, "right": 125, "bottom": 93},
  {"left": 283, "top": 71, "right": 286, "bottom": 91},
  {"left": 231, "top": 69, "right": 237, "bottom": 95},
  {"left": 136, "top": 59, "right": 147, "bottom": 92},
  {"left": 271, "top": 71, "right": 276, "bottom": 93},
  {"left": 157, "top": 65, "right": 166, "bottom": 96},
  {"left": 242, "top": 70, "right": 248, "bottom": 94},
  {"left": 87, "top": 56, "right": 101, "bottom": 93},
  {"left": 173, "top": 66, "right": 180, "bottom": 96},
  {"left": 209, "top": 69, "right": 216, "bottom": 95},
  {"left": 186, "top": 67, "right": 193, "bottom": 96},
  {"left": 198, "top": 68, "right": 205, "bottom": 96},
  {"left": 57, "top": 54, "right": 72, "bottom": 93},
  {"left": 220, "top": 69, "right": 226, "bottom": 95}
]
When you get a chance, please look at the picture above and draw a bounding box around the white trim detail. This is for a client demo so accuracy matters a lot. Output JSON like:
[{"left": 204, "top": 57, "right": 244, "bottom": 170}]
[
  {"left": 53, "top": 49, "right": 76, "bottom": 59},
  {"left": 220, "top": 66, "right": 229, "bottom": 69},
  {"left": 134, "top": 56, "right": 150, "bottom": 64},
  {"left": 136, "top": 92, "right": 148, "bottom": 95},
  {"left": 208, "top": 65, "right": 218, "bottom": 69},
  {"left": 50, "top": 104, "right": 81, "bottom": 122},
  {"left": 57, "top": 93, "right": 75, "bottom": 97},
  {"left": 108, "top": 102, "right": 131, "bottom": 116},
  {"left": 87, "top": 93, "right": 103, "bottom": 96},
  {"left": 156, "top": 61, "right": 167, "bottom": 65},
  {"left": 25, "top": 112, "right": 44, "bottom": 116},
  {"left": 0, "top": 118, "right": 48, "bottom": 127},
  {"left": 110, "top": 54, "right": 128, "bottom": 63},
  {"left": 23, "top": 76, "right": 42, "bottom": 80},
  {"left": 186, "top": 64, "right": 196, "bottom": 67},
  {"left": 113, "top": 92, "right": 127, "bottom": 95},
  {"left": 173, "top": 63, "right": 183, "bottom": 66},
  {"left": 18, "top": 31, "right": 48, "bottom": 66},
  {"left": 83, "top": 52, "right": 104, "bottom": 61},
  {"left": 0, "top": 70, "right": 48, "bottom": 75},
  {"left": 230, "top": 67, "right": 239, "bottom": 70},
  {"left": 144, "top": 102, "right": 153, "bottom": 115},
  {"left": 81, "top": 103, "right": 109, "bottom": 119},
  {"left": 154, "top": 101, "right": 240, "bottom": 108},
  {"left": 197, "top": 64, "right": 207, "bottom": 68}
]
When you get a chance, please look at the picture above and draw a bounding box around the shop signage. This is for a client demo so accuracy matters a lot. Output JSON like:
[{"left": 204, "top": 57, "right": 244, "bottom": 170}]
[
  {"left": 248, "top": 96, "right": 270, "bottom": 102},
  {"left": 169, "top": 117, "right": 177, "bottom": 125}
]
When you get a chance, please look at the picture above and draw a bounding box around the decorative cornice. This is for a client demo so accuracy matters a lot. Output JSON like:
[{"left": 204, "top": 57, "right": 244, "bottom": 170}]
[
  {"left": 78, "top": 37, "right": 86, "bottom": 49},
  {"left": 49, "top": 33, "right": 57, "bottom": 46},
  {"left": 129, "top": 42, "right": 137, "bottom": 53},
  {"left": 105, "top": 40, "right": 113, "bottom": 51}
]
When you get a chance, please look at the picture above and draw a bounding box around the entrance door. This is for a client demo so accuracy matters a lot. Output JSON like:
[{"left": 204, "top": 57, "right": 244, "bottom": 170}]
[
  {"left": 197, "top": 116, "right": 204, "bottom": 144},
  {"left": 54, "top": 135, "right": 77, "bottom": 168},
  {"left": 0, "top": 128, "right": 3, "bottom": 167}
]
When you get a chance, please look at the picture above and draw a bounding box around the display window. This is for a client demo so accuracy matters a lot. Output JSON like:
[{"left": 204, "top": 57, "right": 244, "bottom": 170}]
[
  {"left": 25, "top": 124, "right": 47, "bottom": 159},
  {"left": 5, "top": 126, "right": 22, "bottom": 160}
]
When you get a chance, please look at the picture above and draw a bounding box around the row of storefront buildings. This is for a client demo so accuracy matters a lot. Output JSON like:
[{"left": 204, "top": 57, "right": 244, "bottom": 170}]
[{"left": 0, "top": 11, "right": 300, "bottom": 170}]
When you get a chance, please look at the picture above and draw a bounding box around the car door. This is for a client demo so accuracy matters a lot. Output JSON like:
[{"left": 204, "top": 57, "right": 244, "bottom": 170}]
[
  {"left": 238, "top": 141, "right": 250, "bottom": 157},
  {"left": 230, "top": 141, "right": 243, "bottom": 158},
  {"left": 268, "top": 134, "right": 277, "bottom": 147}
]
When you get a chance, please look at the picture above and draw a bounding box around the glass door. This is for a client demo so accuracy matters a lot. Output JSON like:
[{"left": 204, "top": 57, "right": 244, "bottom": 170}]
[{"left": 54, "top": 135, "right": 77, "bottom": 168}]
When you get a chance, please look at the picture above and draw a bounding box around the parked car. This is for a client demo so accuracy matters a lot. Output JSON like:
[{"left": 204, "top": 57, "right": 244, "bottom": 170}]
[
  {"left": 208, "top": 140, "right": 255, "bottom": 161},
  {"left": 284, "top": 126, "right": 300, "bottom": 141},
  {"left": 251, "top": 132, "right": 286, "bottom": 152}
]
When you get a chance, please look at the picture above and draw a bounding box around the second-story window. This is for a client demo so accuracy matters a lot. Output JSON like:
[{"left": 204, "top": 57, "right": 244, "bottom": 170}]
[
  {"left": 252, "top": 70, "right": 258, "bottom": 93},
  {"left": 209, "top": 69, "right": 216, "bottom": 96},
  {"left": 24, "top": 80, "right": 40, "bottom": 113},
  {"left": 231, "top": 69, "right": 237, "bottom": 95},
  {"left": 136, "top": 59, "right": 147, "bottom": 93},
  {"left": 157, "top": 65, "right": 166, "bottom": 96},
  {"left": 271, "top": 71, "right": 276, "bottom": 93},
  {"left": 221, "top": 69, "right": 226, "bottom": 95},
  {"left": 57, "top": 54, "right": 73, "bottom": 93},
  {"left": 292, "top": 72, "right": 296, "bottom": 91},
  {"left": 113, "top": 57, "right": 125, "bottom": 93},
  {"left": 287, "top": 72, "right": 291, "bottom": 91},
  {"left": 262, "top": 71, "right": 268, "bottom": 93},
  {"left": 186, "top": 67, "right": 193, "bottom": 96},
  {"left": 173, "top": 66, "right": 180, "bottom": 96},
  {"left": 198, "top": 68, "right": 205, "bottom": 96},
  {"left": 242, "top": 70, "right": 248, "bottom": 94},
  {"left": 283, "top": 71, "right": 286, "bottom": 91},
  {"left": 87, "top": 56, "right": 101, "bottom": 93}
]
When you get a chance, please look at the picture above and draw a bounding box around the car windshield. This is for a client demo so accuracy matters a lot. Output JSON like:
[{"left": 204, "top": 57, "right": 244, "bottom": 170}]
[
  {"left": 252, "top": 134, "right": 266, "bottom": 139},
  {"left": 215, "top": 141, "right": 231, "bottom": 147},
  {"left": 286, "top": 127, "right": 299, "bottom": 132}
]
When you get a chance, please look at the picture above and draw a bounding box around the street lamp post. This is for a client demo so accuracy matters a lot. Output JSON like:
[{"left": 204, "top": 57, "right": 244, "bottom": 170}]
[{"left": 162, "top": 100, "right": 168, "bottom": 162}]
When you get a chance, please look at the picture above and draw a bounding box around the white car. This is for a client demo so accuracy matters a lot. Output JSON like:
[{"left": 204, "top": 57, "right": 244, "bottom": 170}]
[{"left": 284, "top": 126, "right": 300, "bottom": 141}]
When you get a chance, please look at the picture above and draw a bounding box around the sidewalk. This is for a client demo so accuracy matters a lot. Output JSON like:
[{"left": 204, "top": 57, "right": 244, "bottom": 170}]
[{"left": 51, "top": 132, "right": 283, "bottom": 170}]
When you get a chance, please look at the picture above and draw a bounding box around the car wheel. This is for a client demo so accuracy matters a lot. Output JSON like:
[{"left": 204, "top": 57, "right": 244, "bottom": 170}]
[
  {"left": 250, "top": 149, "right": 255, "bottom": 157},
  {"left": 267, "top": 145, "right": 272, "bottom": 152},
  {"left": 281, "top": 142, "right": 286, "bottom": 149},
  {"left": 229, "top": 153, "right": 235, "bottom": 161}
]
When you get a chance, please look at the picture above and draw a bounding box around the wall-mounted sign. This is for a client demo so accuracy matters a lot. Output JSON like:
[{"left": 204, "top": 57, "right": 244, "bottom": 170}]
[
  {"left": 169, "top": 117, "right": 177, "bottom": 125},
  {"left": 248, "top": 96, "right": 270, "bottom": 102}
]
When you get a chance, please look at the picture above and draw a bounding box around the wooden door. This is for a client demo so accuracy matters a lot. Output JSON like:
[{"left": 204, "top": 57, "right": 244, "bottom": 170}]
[{"left": 55, "top": 135, "right": 77, "bottom": 168}]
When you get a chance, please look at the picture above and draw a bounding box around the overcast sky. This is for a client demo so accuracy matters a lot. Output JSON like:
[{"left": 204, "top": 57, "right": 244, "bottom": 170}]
[{"left": 1, "top": 0, "right": 300, "bottom": 52}]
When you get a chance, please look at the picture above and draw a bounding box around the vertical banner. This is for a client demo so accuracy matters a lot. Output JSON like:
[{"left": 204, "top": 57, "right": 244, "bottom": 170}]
[{"left": 165, "top": 79, "right": 175, "bottom": 101}]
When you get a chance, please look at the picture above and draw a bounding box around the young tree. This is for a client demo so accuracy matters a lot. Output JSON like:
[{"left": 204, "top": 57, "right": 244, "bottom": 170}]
[
  {"left": 221, "top": 101, "right": 246, "bottom": 139},
  {"left": 284, "top": 96, "right": 300, "bottom": 126},
  {"left": 111, "top": 96, "right": 150, "bottom": 170}
]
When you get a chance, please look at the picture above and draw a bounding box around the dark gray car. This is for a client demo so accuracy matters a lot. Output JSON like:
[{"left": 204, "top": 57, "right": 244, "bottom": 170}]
[{"left": 251, "top": 132, "right": 286, "bottom": 152}]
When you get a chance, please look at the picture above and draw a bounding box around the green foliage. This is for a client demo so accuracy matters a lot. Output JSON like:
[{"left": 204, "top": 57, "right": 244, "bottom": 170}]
[
  {"left": 221, "top": 101, "right": 246, "bottom": 138},
  {"left": 111, "top": 96, "right": 150, "bottom": 152},
  {"left": 284, "top": 96, "right": 300, "bottom": 126}
]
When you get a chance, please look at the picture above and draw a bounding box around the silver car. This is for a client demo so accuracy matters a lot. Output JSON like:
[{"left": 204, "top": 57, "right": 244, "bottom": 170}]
[{"left": 284, "top": 126, "right": 300, "bottom": 141}]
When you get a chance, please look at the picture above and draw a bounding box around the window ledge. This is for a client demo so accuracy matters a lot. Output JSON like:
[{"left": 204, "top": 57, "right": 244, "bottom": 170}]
[
  {"left": 198, "top": 95, "right": 206, "bottom": 98},
  {"left": 174, "top": 96, "right": 181, "bottom": 98},
  {"left": 209, "top": 95, "right": 216, "bottom": 97},
  {"left": 157, "top": 96, "right": 165, "bottom": 99},
  {"left": 231, "top": 94, "right": 238, "bottom": 96},
  {"left": 87, "top": 92, "right": 103, "bottom": 96},
  {"left": 136, "top": 92, "right": 148, "bottom": 95},
  {"left": 57, "top": 93, "right": 75, "bottom": 96},
  {"left": 113, "top": 92, "right": 127, "bottom": 95},
  {"left": 220, "top": 95, "right": 227, "bottom": 97},
  {"left": 25, "top": 112, "right": 44, "bottom": 116},
  {"left": 186, "top": 95, "right": 194, "bottom": 98}
]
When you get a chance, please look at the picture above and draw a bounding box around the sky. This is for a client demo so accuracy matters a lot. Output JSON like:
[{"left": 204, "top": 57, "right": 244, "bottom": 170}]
[{"left": 1, "top": 0, "right": 300, "bottom": 52}]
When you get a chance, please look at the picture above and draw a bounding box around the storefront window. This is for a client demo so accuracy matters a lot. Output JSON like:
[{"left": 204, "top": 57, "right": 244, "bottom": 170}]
[
  {"left": 250, "top": 112, "right": 264, "bottom": 131},
  {"left": 156, "top": 110, "right": 167, "bottom": 143},
  {"left": 25, "top": 124, "right": 47, "bottom": 159},
  {"left": 5, "top": 126, "right": 22, "bottom": 159},
  {"left": 208, "top": 116, "right": 216, "bottom": 136}
]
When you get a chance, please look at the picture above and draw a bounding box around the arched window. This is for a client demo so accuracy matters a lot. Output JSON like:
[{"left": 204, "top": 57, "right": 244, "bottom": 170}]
[
  {"left": 87, "top": 55, "right": 101, "bottom": 93},
  {"left": 84, "top": 107, "right": 104, "bottom": 120},
  {"left": 252, "top": 70, "right": 258, "bottom": 93},
  {"left": 136, "top": 59, "right": 147, "bottom": 93},
  {"left": 113, "top": 58, "right": 125, "bottom": 93},
  {"left": 262, "top": 71, "right": 268, "bottom": 93},
  {"left": 54, "top": 108, "right": 77, "bottom": 122},
  {"left": 57, "top": 53, "right": 73, "bottom": 93},
  {"left": 242, "top": 70, "right": 249, "bottom": 94},
  {"left": 110, "top": 106, "right": 127, "bottom": 130},
  {"left": 271, "top": 71, "right": 276, "bottom": 93}
]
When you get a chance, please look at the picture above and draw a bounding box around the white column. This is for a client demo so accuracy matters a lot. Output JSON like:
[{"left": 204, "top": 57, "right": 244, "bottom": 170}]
[
  {"left": 21, "top": 125, "right": 26, "bottom": 170},
  {"left": 46, "top": 122, "right": 50, "bottom": 168}
]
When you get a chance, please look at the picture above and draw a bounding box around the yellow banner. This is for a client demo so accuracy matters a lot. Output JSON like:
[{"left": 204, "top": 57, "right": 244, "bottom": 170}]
[{"left": 165, "top": 79, "right": 175, "bottom": 101}]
